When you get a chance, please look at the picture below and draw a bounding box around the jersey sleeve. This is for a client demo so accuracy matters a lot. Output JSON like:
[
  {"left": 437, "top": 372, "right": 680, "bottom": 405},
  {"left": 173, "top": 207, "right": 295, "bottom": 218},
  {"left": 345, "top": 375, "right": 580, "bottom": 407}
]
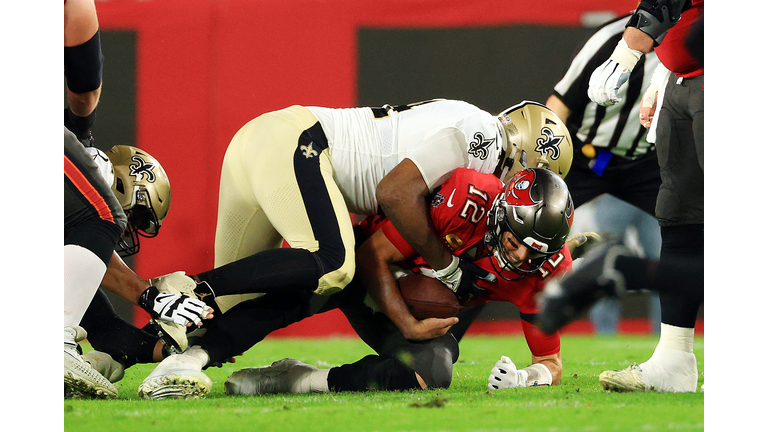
[
  {"left": 521, "top": 316, "right": 560, "bottom": 357},
  {"left": 380, "top": 220, "right": 418, "bottom": 260},
  {"left": 407, "top": 127, "right": 468, "bottom": 190}
]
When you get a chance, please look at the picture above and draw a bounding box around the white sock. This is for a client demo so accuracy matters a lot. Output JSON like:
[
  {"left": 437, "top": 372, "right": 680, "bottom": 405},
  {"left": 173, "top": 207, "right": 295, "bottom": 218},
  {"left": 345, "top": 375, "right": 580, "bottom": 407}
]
[
  {"left": 309, "top": 369, "right": 330, "bottom": 393},
  {"left": 64, "top": 245, "right": 107, "bottom": 328},
  {"left": 656, "top": 323, "right": 695, "bottom": 353},
  {"left": 640, "top": 323, "right": 698, "bottom": 392},
  {"left": 183, "top": 345, "right": 210, "bottom": 369}
]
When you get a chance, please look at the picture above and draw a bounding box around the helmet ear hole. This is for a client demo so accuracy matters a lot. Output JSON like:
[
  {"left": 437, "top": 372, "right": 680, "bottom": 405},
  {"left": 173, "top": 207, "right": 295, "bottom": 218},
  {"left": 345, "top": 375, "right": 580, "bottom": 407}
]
[{"left": 115, "top": 177, "right": 125, "bottom": 195}]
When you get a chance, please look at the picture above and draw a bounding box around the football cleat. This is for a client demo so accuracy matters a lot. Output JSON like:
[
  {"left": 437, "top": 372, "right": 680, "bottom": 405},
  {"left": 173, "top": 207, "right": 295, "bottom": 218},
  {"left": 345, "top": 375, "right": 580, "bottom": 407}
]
[
  {"left": 82, "top": 350, "right": 125, "bottom": 383},
  {"left": 137, "top": 348, "right": 212, "bottom": 400},
  {"left": 599, "top": 364, "right": 649, "bottom": 392},
  {"left": 536, "top": 240, "right": 631, "bottom": 334},
  {"left": 64, "top": 327, "right": 118, "bottom": 399},
  {"left": 225, "top": 359, "right": 319, "bottom": 395}
]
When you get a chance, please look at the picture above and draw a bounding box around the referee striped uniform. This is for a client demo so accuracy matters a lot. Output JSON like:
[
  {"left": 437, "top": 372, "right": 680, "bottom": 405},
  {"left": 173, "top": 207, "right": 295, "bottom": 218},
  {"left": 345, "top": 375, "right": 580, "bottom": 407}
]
[{"left": 551, "top": 15, "right": 662, "bottom": 216}]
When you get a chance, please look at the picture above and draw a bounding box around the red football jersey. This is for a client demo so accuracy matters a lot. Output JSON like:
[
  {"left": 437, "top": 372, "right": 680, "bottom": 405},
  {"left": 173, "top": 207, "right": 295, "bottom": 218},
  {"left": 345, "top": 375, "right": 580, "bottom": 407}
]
[
  {"left": 653, "top": 0, "right": 704, "bottom": 78},
  {"left": 357, "top": 168, "right": 573, "bottom": 356}
]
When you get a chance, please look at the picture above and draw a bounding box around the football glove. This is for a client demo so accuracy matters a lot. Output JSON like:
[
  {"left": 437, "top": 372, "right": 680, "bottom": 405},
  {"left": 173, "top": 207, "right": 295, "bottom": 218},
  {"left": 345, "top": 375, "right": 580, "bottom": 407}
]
[
  {"left": 434, "top": 256, "right": 496, "bottom": 303},
  {"left": 487, "top": 356, "right": 525, "bottom": 390},
  {"left": 565, "top": 232, "right": 602, "bottom": 260},
  {"left": 588, "top": 39, "right": 643, "bottom": 106},
  {"left": 487, "top": 357, "right": 553, "bottom": 390},
  {"left": 138, "top": 286, "right": 208, "bottom": 327}
]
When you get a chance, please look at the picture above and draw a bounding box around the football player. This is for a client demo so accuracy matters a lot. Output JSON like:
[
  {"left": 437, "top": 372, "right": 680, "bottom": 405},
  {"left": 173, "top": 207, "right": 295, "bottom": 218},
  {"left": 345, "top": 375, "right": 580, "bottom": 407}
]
[
  {"left": 538, "top": 0, "right": 704, "bottom": 394},
  {"left": 224, "top": 167, "right": 576, "bottom": 394},
  {"left": 65, "top": 142, "right": 213, "bottom": 399},
  {"left": 136, "top": 100, "right": 574, "bottom": 399}
]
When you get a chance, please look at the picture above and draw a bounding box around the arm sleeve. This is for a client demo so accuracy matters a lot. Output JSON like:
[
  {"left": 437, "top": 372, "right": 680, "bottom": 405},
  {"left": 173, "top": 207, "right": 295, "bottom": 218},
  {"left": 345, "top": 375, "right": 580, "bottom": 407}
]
[
  {"left": 380, "top": 220, "right": 418, "bottom": 260},
  {"left": 406, "top": 127, "right": 468, "bottom": 190},
  {"left": 520, "top": 314, "right": 561, "bottom": 357}
]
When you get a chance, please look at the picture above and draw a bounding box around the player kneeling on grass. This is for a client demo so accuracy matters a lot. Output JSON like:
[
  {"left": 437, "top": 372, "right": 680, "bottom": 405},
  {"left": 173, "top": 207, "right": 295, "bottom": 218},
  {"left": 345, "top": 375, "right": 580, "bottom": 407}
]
[{"left": 226, "top": 167, "right": 585, "bottom": 395}]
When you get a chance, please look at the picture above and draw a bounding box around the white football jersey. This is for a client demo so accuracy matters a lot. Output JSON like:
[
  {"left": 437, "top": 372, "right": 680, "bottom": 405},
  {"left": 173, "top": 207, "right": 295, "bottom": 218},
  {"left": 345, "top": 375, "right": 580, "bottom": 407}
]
[{"left": 307, "top": 99, "right": 506, "bottom": 215}]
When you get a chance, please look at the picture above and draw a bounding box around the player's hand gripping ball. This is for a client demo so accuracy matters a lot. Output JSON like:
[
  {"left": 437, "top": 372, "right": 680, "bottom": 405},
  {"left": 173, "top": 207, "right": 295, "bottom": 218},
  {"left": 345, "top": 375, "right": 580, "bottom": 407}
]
[{"left": 398, "top": 273, "right": 462, "bottom": 320}]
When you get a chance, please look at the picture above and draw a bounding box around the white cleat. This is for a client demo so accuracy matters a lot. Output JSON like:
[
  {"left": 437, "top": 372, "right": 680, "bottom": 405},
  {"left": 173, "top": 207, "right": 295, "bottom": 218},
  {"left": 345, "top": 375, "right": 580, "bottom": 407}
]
[
  {"left": 138, "top": 348, "right": 212, "bottom": 400},
  {"left": 600, "top": 353, "right": 698, "bottom": 393},
  {"left": 64, "top": 327, "right": 118, "bottom": 399},
  {"left": 225, "top": 359, "right": 319, "bottom": 395},
  {"left": 82, "top": 351, "right": 125, "bottom": 383},
  {"left": 599, "top": 364, "right": 649, "bottom": 392}
]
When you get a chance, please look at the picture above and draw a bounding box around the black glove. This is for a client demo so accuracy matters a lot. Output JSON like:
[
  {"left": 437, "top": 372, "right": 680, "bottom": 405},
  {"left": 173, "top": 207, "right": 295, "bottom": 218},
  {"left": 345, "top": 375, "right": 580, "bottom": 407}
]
[{"left": 434, "top": 256, "right": 496, "bottom": 303}]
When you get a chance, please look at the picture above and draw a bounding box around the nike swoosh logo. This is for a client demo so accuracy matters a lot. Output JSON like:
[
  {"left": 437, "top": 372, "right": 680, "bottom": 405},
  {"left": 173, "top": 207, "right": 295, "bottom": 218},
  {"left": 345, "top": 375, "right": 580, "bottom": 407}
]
[{"left": 447, "top": 189, "right": 456, "bottom": 207}]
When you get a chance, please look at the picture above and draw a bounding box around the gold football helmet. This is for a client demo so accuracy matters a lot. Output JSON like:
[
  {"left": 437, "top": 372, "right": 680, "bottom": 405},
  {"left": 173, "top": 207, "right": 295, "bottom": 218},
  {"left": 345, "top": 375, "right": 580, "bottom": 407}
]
[
  {"left": 105, "top": 145, "right": 171, "bottom": 257},
  {"left": 494, "top": 101, "right": 573, "bottom": 182}
]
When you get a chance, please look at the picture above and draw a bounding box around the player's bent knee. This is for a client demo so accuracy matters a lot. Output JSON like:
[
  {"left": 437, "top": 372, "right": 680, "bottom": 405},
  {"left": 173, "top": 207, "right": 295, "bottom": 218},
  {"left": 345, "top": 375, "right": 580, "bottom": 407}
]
[
  {"left": 315, "top": 261, "right": 355, "bottom": 295},
  {"left": 395, "top": 339, "right": 457, "bottom": 389}
]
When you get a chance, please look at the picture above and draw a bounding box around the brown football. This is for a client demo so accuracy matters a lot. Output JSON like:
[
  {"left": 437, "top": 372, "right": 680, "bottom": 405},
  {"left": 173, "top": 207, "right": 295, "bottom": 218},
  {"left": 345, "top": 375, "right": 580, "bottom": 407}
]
[{"left": 397, "top": 273, "right": 462, "bottom": 320}]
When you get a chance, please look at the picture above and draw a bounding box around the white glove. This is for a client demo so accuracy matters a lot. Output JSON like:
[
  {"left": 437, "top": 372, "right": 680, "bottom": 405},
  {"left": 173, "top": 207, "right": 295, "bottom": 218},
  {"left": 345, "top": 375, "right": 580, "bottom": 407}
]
[
  {"left": 149, "top": 271, "right": 198, "bottom": 297},
  {"left": 433, "top": 256, "right": 495, "bottom": 302},
  {"left": 488, "top": 357, "right": 554, "bottom": 389},
  {"left": 487, "top": 356, "right": 526, "bottom": 390},
  {"left": 588, "top": 39, "right": 643, "bottom": 106},
  {"left": 139, "top": 286, "right": 209, "bottom": 327},
  {"left": 82, "top": 351, "right": 125, "bottom": 383}
]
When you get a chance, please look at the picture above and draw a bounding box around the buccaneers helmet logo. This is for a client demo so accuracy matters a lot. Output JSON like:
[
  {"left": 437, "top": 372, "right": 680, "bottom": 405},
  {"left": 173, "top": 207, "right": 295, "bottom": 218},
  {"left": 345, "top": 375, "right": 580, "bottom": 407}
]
[
  {"left": 506, "top": 169, "right": 538, "bottom": 206},
  {"left": 468, "top": 132, "right": 496, "bottom": 160},
  {"left": 129, "top": 155, "right": 156, "bottom": 183},
  {"left": 535, "top": 127, "right": 564, "bottom": 160}
]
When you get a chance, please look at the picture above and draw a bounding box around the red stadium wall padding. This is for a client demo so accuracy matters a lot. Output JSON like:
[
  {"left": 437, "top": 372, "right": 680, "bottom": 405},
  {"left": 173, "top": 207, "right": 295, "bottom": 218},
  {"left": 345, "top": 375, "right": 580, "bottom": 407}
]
[{"left": 95, "top": 0, "right": 640, "bottom": 332}]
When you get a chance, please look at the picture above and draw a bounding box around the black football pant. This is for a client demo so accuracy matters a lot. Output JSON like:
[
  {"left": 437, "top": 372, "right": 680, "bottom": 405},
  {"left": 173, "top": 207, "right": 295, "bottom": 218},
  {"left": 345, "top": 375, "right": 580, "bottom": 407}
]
[{"left": 194, "top": 277, "right": 455, "bottom": 391}]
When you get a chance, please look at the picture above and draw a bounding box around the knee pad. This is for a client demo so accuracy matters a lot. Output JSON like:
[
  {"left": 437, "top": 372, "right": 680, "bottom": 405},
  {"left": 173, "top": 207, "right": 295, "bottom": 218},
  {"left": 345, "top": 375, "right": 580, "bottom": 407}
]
[{"left": 394, "top": 335, "right": 459, "bottom": 389}]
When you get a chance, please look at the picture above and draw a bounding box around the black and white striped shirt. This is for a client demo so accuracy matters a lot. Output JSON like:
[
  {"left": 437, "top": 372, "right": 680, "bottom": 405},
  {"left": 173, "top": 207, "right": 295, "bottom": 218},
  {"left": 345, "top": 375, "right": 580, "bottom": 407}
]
[{"left": 553, "top": 15, "right": 660, "bottom": 159}]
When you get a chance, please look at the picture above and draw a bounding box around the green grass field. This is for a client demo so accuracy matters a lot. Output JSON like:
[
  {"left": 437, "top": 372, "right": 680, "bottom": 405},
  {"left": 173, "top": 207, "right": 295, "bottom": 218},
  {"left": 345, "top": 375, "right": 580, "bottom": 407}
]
[{"left": 65, "top": 334, "right": 704, "bottom": 431}]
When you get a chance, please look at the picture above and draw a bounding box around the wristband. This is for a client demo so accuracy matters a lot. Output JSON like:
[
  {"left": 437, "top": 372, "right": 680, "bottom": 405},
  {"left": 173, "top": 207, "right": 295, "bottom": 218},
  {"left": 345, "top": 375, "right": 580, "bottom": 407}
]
[{"left": 608, "top": 39, "right": 643, "bottom": 71}]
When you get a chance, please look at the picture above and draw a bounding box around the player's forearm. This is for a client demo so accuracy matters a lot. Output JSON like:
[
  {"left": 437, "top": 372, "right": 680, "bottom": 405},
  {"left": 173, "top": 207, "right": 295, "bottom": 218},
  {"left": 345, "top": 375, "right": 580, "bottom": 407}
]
[
  {"left": 100, "top": 251, "right": 150, "bottom": 305},
  {"left": 356, "top": 244, "right": 419, "bottom": 337},
  {"left": 377, "top": 159, "right": 453, "bottom": 271},
  {"left": 623, "top": 27, "right": 655, "bottom": 54},
  {"left": 67, "top": 87, "right": 101, "bottom": 118},
  {"left": 532, "top": 353, "right": 562, "bottom": 386}
]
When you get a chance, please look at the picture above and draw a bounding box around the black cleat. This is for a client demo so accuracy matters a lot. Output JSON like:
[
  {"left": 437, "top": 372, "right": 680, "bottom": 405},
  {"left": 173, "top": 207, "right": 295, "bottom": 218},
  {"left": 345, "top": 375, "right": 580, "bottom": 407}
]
[{"left": 537, "top": 240, "right": 632, "bottom": 334}]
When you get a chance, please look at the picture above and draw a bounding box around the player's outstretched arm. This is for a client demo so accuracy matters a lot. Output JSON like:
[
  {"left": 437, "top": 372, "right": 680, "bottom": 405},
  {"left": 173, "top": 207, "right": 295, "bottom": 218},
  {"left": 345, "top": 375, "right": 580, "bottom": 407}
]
[
  {"left": 100, "top": 252, "right": 213, "bottom": 327},
  {"left": 487, "top": 353, "right": 561, "bottom": 390}
]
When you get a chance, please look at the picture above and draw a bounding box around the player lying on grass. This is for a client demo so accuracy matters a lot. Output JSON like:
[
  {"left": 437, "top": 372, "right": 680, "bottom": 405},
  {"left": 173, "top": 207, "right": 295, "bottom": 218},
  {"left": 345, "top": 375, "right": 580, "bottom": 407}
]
[{"left": 137, "top": 167, "right": 583, "bottom": 398}]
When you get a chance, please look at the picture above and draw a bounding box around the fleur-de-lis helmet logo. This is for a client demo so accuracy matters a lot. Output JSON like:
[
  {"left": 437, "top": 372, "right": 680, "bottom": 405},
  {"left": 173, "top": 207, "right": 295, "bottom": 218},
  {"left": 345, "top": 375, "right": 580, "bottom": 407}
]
[
  {"left": 535, "top": 127, "right": 563, "bottom": 160},
  {"left": 129, "top": 155, "right": 156, "bottom": 182}
]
